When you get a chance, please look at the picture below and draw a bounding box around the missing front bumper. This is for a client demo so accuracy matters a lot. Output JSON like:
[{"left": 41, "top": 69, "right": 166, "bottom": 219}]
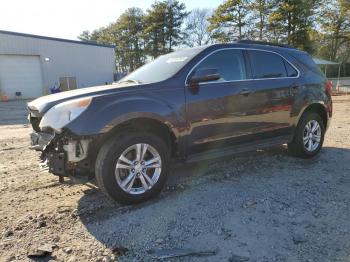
[
  {"left": 30, "top": 131, "right": 93, "bottom": 178},
  {"left": 30, "top": 132, "right": 54, "bottom": 151}
]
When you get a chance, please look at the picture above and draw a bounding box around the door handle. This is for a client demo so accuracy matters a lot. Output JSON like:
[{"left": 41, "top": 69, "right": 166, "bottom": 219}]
[
  {"left": 239, "top": 88, "right": 251, "bottom": 96},
  {"left": 290, "top": 85, "right": 299, "bottom": 96}
]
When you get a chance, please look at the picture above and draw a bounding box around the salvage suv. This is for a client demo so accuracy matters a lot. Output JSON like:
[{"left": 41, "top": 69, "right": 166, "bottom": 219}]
[{"left": 28, "top": 41, "right": 332, "bottom": 204}]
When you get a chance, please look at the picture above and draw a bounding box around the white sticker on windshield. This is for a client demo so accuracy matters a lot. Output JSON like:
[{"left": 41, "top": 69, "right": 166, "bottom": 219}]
[{"left": 166, "top": 57, "right": 188, "bottom": 63}]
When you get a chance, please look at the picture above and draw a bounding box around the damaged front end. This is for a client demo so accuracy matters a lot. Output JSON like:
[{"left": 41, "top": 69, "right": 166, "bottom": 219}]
[
  {"left": 28, "top": 96, "right": 96, "bottom": 183},
  {"left": 30, "top": 128, "right": 94, "bottom": 181}
]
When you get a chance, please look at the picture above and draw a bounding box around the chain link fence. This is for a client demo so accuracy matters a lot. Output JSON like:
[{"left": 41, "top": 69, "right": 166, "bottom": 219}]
[{"left": 329, "top": 77, "right": 350, "bottom": 95}]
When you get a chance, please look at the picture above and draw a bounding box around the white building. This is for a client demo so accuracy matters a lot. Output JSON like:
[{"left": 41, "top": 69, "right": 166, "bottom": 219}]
[{"left": 0, "top": 30, "right": 115, "bottom": 100}]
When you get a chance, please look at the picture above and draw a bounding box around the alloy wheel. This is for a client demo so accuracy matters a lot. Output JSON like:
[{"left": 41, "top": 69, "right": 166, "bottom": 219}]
[
  {"left": 303, "top": 120, "right": 322, "bottom": 152},
  {"left": 115, "top": 143, "right": 162, "bottom": 195}
]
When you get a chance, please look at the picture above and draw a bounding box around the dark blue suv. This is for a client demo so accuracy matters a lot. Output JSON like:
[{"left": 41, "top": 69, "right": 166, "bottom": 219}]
[{"left": 28, "top": 41, "right": 333, "bottom": 204}]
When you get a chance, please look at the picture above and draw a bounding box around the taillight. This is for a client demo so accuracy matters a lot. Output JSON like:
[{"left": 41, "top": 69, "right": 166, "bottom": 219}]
[{"left": 325, "top": 80, "right": 333, "bottom": 96}]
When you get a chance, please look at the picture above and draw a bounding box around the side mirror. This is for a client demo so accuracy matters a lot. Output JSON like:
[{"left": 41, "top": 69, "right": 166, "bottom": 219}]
[{"left": 188, "top": 68, "right": 221, "bottom": 86}]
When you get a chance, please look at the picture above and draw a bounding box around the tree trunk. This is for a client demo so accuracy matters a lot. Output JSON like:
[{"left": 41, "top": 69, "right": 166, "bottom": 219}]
[
  {"left": 259, "top": 13, "right": 263, "bottom": 40},
  {"left": 287, "top": 12, "right": 292, "bottom": 45}
]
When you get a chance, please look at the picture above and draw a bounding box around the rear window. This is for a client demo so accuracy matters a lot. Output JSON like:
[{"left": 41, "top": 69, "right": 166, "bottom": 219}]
[{"left": 248, "top": 50, "right": 287, "bottom": 79}]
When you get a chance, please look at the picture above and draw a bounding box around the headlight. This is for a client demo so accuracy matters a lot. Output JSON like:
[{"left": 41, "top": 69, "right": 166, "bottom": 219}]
[{"left": 39, "top": 97, "right": 92, "bottom": 133}]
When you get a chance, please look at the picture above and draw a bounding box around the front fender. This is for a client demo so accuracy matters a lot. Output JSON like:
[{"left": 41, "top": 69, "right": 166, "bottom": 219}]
[{"left": 65, "top": 91, "right": 184, "bottom": 137}]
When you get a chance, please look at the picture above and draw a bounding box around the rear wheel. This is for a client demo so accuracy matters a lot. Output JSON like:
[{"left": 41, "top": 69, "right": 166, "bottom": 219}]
[
  {"left": 95, "top": 131, "right": 170, "bottom": 204},
  {"left": 288, "top": 113, "right": 325, "bottom": 158}
]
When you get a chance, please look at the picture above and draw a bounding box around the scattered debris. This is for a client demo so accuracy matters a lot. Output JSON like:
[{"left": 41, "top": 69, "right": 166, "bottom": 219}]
[
  {"left": 52, "top": 236, "right": 60, "bottom": 243},
  {"left": 27, "top": 243, "right": 56, "bottom": 259},
  {"left": 148, "top": 248, "right": 217, "bottom": 259},
  {"left": 111, "top": 246, "right": 129, "bottom": 256},
  {"left": 63, "top": 247, "right": 73, "bottom": 254},
  {"left": 57, "top": 206, "right": 73, "bottom": 213},
  {"left": 155, "top": 238, "right": 164, "bottom": 245},
  {"left": 36, "top": 220, "right": 47, "bottom": 228},
  {"left": 27, "top": 248, "right": 51, "bottom": 259},
  {"left": 37, "top": 243, "right": 56, "bottom": 253},
  {"left": 228, "top": 254, "right": 250, "bottom": 262},
  {"left": 177, "top": 184, "right": 185, "bottom": 190},
  {"left": 292, "top": 233, "right": 308, "bottom": 244},
  {"left": 242, "top": 200, "right": 257, "bottom": 209},
  {"left": 67, "top": 255, "right": 77, "bottom": 262},
  {"left": 3, "top": 229, "right": 13, "bottom": 237}
]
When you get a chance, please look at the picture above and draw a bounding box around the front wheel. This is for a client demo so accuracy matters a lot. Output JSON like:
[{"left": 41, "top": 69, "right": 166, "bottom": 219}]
[
  {"left": 95, "top": 131, "right": 170, "bottom": 204},
  {"left": 288, "top": 112, "right": 325, "bottom": 158}
]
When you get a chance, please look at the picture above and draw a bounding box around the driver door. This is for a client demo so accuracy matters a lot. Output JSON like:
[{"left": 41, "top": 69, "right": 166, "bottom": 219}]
[{"left": 185, "top": 49, "right": 256, "bottom": 155}]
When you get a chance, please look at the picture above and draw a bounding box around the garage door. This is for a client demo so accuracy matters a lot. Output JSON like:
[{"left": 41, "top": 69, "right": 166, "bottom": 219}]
[{"left": 0, "top": 55, "right": 43, "bottom": 99}]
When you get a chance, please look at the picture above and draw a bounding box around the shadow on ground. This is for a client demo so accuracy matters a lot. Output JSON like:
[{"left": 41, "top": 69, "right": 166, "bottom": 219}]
[{"left": 76, "top": 146, "right": 350, "bottom": 261}]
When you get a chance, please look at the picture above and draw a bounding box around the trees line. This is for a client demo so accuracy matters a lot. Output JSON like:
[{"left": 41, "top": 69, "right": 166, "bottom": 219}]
[{"left": 78, "top": 0, "right": 350, "bottom": 76}]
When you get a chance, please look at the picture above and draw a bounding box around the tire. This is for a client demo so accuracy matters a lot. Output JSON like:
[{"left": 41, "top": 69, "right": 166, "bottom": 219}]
[
  {"left": 288, "top": 112, "right": 325, "bottom": 158},
  {"left": 95, "top": 131, "right": 170, "bottom": 204}
]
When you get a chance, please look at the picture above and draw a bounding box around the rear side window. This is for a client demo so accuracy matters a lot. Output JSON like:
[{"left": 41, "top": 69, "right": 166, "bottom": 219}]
[
  {"left": 192, "top": 49, "right": 246, "bottom": 82},
  {"left": 248, "top": 50, "right": 289, "bottom": 79}
]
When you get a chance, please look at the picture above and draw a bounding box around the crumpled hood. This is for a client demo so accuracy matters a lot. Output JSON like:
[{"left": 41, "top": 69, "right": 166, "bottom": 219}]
[{"left": 28, "top": 83, "right": 137, "bottom": 115}]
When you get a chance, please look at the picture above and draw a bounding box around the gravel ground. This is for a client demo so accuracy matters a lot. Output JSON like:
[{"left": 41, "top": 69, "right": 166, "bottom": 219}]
[{"left": 0, "top": 96, "right": 349, "bottom": 262}]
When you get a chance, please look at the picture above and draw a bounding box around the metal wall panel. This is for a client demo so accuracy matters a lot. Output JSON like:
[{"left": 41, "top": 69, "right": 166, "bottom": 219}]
[
  {"left": 0, "top": 55, "right": 43, "bottom": 99},
  {"left": 0, "top": 32, "right": 115, "bottom": 98}
]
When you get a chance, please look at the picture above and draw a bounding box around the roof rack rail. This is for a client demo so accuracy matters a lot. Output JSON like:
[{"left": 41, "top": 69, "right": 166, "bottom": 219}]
[{"left": 236, "top": 40, "right": 295, "bottom": 49}]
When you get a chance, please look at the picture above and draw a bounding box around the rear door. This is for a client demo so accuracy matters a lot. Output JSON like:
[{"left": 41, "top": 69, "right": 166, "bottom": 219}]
[{"left": 244, "top": 49, "right": 300, "bottom": 137}]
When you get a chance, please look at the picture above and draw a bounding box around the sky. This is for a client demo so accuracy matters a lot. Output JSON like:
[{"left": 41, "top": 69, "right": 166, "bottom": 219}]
[{"left": 1, "top": 0, "right": 223, "bottom": 40}]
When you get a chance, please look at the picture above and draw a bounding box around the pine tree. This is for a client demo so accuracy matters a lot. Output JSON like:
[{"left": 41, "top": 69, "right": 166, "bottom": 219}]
[
  {"left": 144, "top": 0, "right": 189, "bottom": 58},
  {"left": 112, "top": 7, "right": 146, "bottom": 72},
  {"left": 208, "top": 0, "right": 250, "bottom": 42},
  {"left": 268, "top": 0, "right": 318, "bottom": 50},
  {"left": 318, "top": 0, "right": 350, "bottom": 61},
  {"left": 249, "top": 0, "right": 273, "bottom": 40}
]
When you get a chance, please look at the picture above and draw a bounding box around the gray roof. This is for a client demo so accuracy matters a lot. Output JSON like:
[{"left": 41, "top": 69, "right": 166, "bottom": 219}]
[
  {"left": 0, "top": 30, "right": 115, "bottom": 48},
  {"left": 313, "top": 58, "right": 339, "bottom": 65}
]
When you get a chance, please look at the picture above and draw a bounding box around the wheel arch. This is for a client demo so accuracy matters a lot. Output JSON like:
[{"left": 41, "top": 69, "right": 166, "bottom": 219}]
[
  {"left": 298, "top": 103, "right": 328, "bottom": 128},
  {"left": 93, "top": 116, "right": 178, "bottom": 159}
]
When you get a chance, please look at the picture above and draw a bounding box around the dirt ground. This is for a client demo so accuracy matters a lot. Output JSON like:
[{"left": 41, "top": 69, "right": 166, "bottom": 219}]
[{"left": 0, "top": 96, "right": 349, "bottom": 262}]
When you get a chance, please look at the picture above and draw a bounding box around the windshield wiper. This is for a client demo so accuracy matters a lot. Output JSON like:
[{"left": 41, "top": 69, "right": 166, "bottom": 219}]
[{"left": 118, "top": 79, "right": 141, "bottom": 84}]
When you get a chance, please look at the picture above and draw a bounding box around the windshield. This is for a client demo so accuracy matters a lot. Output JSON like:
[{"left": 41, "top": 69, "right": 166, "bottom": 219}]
[{"left": 119, "top": 47, "right": 204, "bottom": 84}]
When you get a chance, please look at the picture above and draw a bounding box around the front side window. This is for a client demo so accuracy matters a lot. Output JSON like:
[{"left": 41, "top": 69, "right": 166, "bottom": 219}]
[
  {"left": 248, "top": 50, "right": 290, "bottom": 79},
  {"left": 191, "top": 49, "right": 247, "bottom": 82}
]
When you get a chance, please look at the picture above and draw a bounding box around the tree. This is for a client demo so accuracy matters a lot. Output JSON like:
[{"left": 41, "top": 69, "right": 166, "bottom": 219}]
[
  {"left": 165, "top": 0, "right": 189, "bottom": 50},
  {"left": 317, "top": 0, "right": 350, "bottom": 61},
  {"left": 143, "top": 1, "right": 167, "bottom": 58},
  {"left": 268, "top": 0, "right": 318, "bottom": 50},
  {"left": 112, "top": 7, "right": 146, "bottom": 72},
  {"left": 78, "top": 30, "right": 92, "bottom": 41},
  {"left": 144, "top": 0, "right": 189, "bottom": 58},
  {"left": 249, "top": 0, "right": 273, "bottom": 40},
  {"left": 78, "top": 8, "right": 146, "bottom": 73},
  {"left": 208, "top": 0, "right": 250, "bottom": 42},
  {"left": 184, "top": 8, "right": 213, "bottom": 46}
]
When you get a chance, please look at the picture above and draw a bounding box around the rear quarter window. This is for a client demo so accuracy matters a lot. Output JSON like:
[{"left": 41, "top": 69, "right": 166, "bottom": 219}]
[
  {"left": 284, "top": 60, "right": 298, "bottom": 77},
  {"left": 290, "top": 52, "right": 324, "bottom": 76}
]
